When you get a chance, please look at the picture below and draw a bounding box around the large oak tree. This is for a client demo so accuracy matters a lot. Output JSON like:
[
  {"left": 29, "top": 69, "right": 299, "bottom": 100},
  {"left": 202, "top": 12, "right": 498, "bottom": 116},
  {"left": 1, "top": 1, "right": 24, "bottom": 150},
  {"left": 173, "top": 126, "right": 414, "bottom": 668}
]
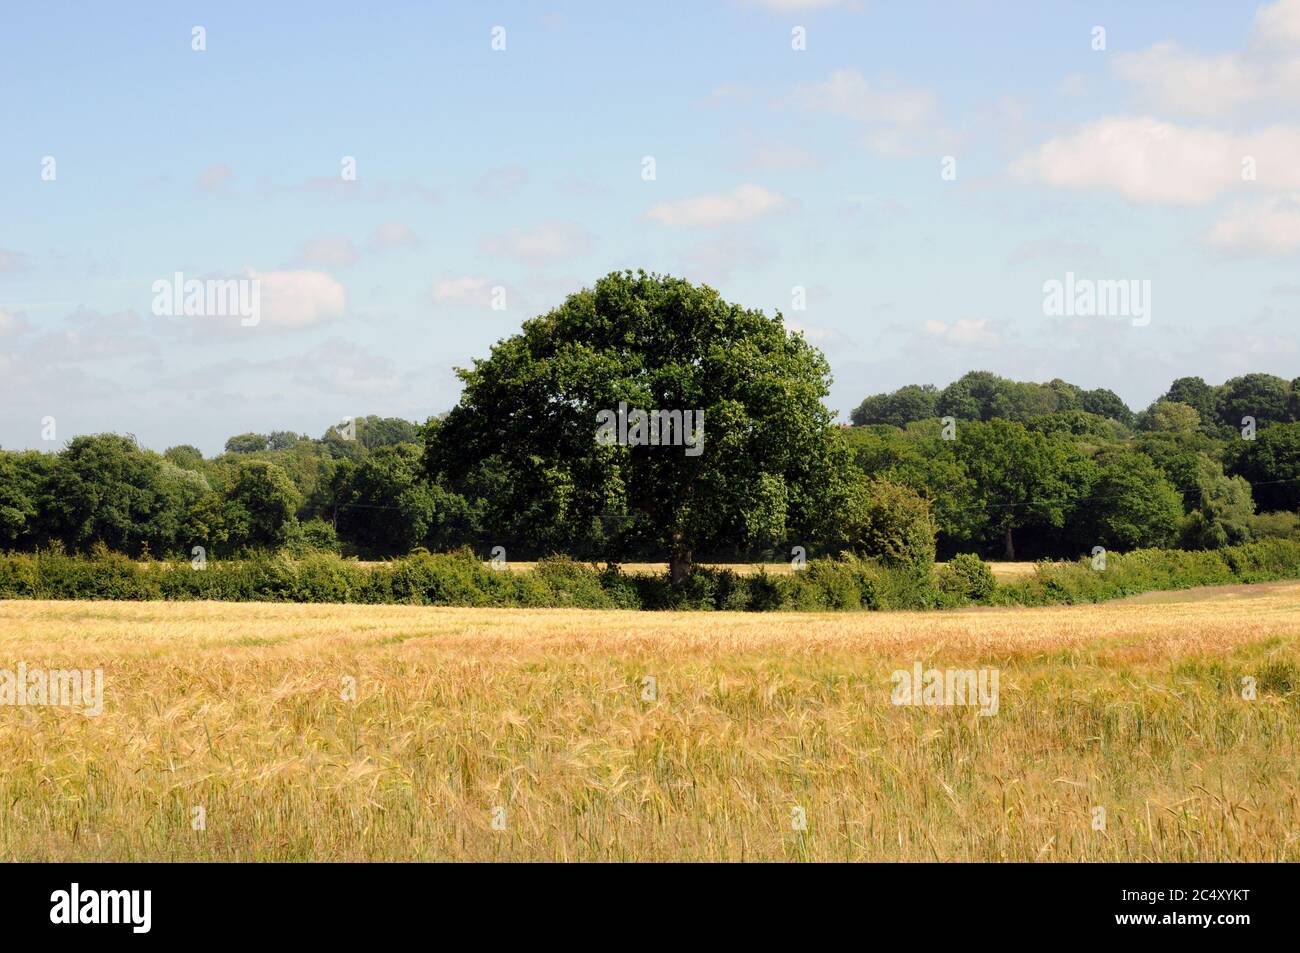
[{"left": 423, "top": 271, "right": 844, "bottom": 582}]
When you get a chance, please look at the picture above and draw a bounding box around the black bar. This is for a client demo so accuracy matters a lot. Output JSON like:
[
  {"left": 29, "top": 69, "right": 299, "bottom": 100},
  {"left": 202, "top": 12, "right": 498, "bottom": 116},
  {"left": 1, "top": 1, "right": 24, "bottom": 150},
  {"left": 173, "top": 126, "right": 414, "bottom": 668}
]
[{"left": 0, "top": 862, "right": 1286, "bottom": 941}]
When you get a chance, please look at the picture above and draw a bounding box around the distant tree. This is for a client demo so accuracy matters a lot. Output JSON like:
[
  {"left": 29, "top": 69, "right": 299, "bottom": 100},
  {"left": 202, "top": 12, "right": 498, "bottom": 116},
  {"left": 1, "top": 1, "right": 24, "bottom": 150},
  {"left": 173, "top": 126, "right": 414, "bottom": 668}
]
[
  {"left": 1233, "top": 421, "right": 1300, "bottom": 512},
  {"left": 357, "top": 416, "right": 420, "bottom": 450},
  {"left": 0, "top": 451, "right": 55, "bottom": 548},
  {"left": 953, "top": 419, "right": 1079, "bottom": 559},
  {"left": 1045, "top": 378, "right": 1084, "bottom": 412},
  {"left": 824, "top": 474, "right": 935, "bottom": 569},
  {"left": 1136, "top": 433, "right": 1220, "bottom": 510},
  {"left": 1162, "top": 376, "right": 1220, "bottom": 429},
  {"left": 224, "top": 433, "right": 269, "bottom": 454},
  {"left": 1141, "top": 400, "right": 1201, "bottom": 434},
  {"left": 181, "top": 493, "right": 235, "bottom": 555},
  {"left": 1219, "top": 373, "right": 1291, "bottom": 431},
  {"left": 266, "top": 431, "right": 304, "bottom": 451},
  {"left": 42, "top": 435, "right": 184, "bottom": 556},
  {"left": 846, "top": 423, "right": 980, "bottom": 545},
  {"left": 1180, "top": 459, "right": 1254, "bottom": 550},
  {"left": 850, "top": 384, "right": 938, "bottom": 427},
  {"left": 294, "top": 517, "right": 341, "bottom": 554},
  {"left": 333, "top": 443, "right": 471, "bottom": 555},
  {"left": 222, "top": 460, "right": 302, "bottom": 549},
  {"left": 937, "top": 371, "right": 1010, "bottom": 422},
  {"left": 1030, "top": 410, "right": 1118, "bottom": 441},
  {"left": 1082, "top": 449, "right": 1184, "bottom": 551},
  {"left": 989, "top": 380, "right": 1059, "bottom": 422},
  {"left": 163, "top": 444, "right": 205, "bottom": 471},
  {"left": 1080, "top": 387, "right": 1133, "bottom": 425}
]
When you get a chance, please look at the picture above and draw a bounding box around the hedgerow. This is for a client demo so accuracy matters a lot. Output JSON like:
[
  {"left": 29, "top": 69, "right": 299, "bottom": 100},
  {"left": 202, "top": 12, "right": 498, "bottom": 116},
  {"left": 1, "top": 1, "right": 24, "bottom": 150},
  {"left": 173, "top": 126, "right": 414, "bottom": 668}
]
[{"left": 2, "top": 540, "right": 1300, "bottom": 611}]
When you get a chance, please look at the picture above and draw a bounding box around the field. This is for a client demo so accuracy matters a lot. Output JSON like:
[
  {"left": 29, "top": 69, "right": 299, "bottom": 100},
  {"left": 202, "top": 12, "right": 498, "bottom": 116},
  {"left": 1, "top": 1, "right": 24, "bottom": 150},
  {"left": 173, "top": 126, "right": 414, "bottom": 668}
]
[
  {"left": 475, "top": 560, "right": 1039, "bottom": 579},
  {"left": 2, "top": 585, "right": 1299, "bottom": 861}
]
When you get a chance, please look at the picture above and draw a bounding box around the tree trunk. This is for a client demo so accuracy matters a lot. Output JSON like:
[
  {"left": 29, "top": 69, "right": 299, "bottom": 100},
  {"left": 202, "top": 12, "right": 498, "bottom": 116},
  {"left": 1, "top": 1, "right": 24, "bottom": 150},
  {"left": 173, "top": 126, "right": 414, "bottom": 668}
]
[
  {"left": 669, "top": 547, "right": 692, "bottom": 587},
  {"left": 1003, "top": 526, "right": 1016, "bottom": 561}
]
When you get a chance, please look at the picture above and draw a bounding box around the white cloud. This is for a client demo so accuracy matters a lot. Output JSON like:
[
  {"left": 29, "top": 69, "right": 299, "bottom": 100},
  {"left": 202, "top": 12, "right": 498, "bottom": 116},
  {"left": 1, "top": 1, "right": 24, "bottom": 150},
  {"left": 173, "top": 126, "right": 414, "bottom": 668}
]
[
  {"left": 790, "top": 68, "right": 955, "bottom": 155},
  {"left": 700, "top": 82, "right": 753, "bottom": 107},
  {"left": 0, "top": 249, "right": 30, "bottom": 273},
  {"left": 243, "top": 268, "right": 347, "bottom": 329},
  {"left": 1256, "top": 0, "right": 1300, "bottom": 49},
  {"left": 474, "top": 165, "right": 528, "bottom": 200},
  {"left": 738, "top": 140, "right": 821, "bottom": 172},
  {"left": 371, "top": 221, "right": 419, "bottom": 250},
  {"left": 1111, "top": 2, "right": 1300, "bottom": 119},
  {"left": 1207, "top": 196, "right": 1300, "bottom": 254},
  {"left": 298, "top": 236, "right": 359, "bottom": 268},
  {"left": 676, "top": 234, "right": 777, "bottom": 283},
  {"left": 1112, "top": 42, "right": 1300, "bottom": 120},
  {"left": 645, "top": 184, "right": 788, "bottom": 227},
  {"left": 741, "top": 0, "right": 855, "bottom": 11},
  {"left": 431, "top": 276, "right": 493, "bottom": 307},
  {"left": 482, "top": 221, "right": 593, "bottom": 263},
  {"left": 923, "top": 318, "right": 1000, "bottom": 347},
  {"left": 0, "top": 309, "right": 24, "bottom": 336},
  {"left": 1010, "top": 118, "right": 1300, "bottom": 204},
  {"left": 794, "top": 68, "right": 936, "bottom": 125},
  {"left": 197, "top": 164, "right": 233, "bottom": 192}
]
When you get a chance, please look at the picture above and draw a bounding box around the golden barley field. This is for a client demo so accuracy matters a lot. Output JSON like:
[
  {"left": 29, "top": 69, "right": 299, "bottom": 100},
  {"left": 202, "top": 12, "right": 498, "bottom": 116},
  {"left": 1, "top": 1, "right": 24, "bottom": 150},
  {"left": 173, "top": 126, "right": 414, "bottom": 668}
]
[
  {"left": 2, "top": 584, "right": 1298, "bottom": 862},
  {"left": 476, "top": 560, "right": 1039, "bottom": 579}
]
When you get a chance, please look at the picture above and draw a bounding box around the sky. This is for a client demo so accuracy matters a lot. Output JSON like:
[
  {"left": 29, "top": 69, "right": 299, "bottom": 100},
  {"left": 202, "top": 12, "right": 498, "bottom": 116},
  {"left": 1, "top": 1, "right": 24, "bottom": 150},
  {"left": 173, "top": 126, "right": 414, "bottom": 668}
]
[{"left": 4, "top": 0, "right": 1300, "bottom": 455}]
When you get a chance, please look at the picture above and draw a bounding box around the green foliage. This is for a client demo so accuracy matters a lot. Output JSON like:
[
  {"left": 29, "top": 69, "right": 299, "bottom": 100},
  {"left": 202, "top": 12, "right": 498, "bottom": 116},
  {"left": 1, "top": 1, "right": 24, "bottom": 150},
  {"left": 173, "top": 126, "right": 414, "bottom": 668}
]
[
  {"left": 5, "top": 539, "right": 1300, "bottom": 612},
  {"left": 1141, "top": 400, "right": 1201, "bottom": 434},
  {"left": 1234, "top": 421, "right": 1300, "bottom": 512},
  {"left": 330, "top": 443, "right": 472, "bottom": 556},
  {"left": 0, "top": 450, "right": 54, "bottom": 547},
  {"left": 1029, "top": 410, "right": 1122, "bottom": 441},
  {"left": 954, "top": 419, "right": 1080, "bottom": 559},
  {"left": 850, "top": 384, "right": 938, "bottom": 427},
  {"left": 291, "top": 517, "right": 341, "bottom": 556},
  {"left": 42, "top": 435, "right": 188, "bottom": 557},
  {"left": 1161, "top": 377, "right": 1221, "bottom": 432},
  {"left": 1081, "top": 448, "right": 1184, "bottom": 551},
  {"left": 937, "top": 553, "right": 996, "bottom": 603},
  {"left": 423, "top": 270, "right": 844, "bottom": 582},
  {"left": 1180, "top": 459, "right": 1254, "bottom": 550},
  {"left": 832, "top": 476, "right": 935, "bottom": 570},
  {"left": 1219, "top": 373, "right": 1291, "bottom": 430},
  {"left": 163, "top": 444, "right": 205, "bottom": 470},
  {"left": 223, "top": 459, "right": 302, "bottom": 550},
  {"left": 1247, "top": 510, "right": 1300, "bottom": 540},
  {"left": 224, "top": 433, "right": 270, "bottom": 454},
  {"left": 993, "top": 541, "right": 1300, "bottom": 606},
  {"left": 1080, "top": 387, "right": 1134, "bottom": 425}
]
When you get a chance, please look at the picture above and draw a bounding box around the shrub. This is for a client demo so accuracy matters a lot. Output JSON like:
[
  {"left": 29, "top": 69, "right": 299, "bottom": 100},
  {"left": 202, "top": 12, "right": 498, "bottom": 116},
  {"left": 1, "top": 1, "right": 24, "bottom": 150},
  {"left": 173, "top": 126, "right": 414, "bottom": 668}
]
[
  {"left": 937, "top": 553, "right": 996, "bottom": 604},
  {"left": 4, "top": 538, "right": 1300, "bottom": 612},
  {"left": 529, "top": 557, "right": 612, "bottom": 609}
]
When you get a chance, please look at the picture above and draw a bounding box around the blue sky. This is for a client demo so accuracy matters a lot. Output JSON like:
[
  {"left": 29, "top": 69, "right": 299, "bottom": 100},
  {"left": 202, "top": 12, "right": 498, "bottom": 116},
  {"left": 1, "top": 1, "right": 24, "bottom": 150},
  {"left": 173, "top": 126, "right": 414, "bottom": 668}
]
[{"left": 4, "top": 0, "right": 1300, "bottom": 454}]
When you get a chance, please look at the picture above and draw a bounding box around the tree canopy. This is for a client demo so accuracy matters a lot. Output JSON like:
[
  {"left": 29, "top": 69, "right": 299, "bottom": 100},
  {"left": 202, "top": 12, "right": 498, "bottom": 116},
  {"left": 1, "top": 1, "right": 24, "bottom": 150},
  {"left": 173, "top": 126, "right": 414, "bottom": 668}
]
[{"left": 422, "top": 270, "right": 846, "bottom": 581}]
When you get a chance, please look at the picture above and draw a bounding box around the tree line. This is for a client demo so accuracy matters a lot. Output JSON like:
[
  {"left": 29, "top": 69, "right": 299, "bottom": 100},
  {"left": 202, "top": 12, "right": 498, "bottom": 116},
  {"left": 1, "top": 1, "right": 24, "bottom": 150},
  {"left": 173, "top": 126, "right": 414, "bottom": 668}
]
[
  {"left": 848, "top": 370, "right": 1300, "bottom": 558},
  {"left": 3, "top": 274, "right": 1300, "bottom": 569}
]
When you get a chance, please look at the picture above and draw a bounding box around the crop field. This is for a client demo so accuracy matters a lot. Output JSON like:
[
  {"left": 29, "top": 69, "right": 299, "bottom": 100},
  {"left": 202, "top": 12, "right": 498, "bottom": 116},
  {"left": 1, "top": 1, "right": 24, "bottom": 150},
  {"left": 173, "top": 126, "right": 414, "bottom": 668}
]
[
  {"left": 2, "top": 585, "right": 1299, "bottom": 862},
  {"left": 489, "top": 561, "right": 1041, "bottom": 580}
]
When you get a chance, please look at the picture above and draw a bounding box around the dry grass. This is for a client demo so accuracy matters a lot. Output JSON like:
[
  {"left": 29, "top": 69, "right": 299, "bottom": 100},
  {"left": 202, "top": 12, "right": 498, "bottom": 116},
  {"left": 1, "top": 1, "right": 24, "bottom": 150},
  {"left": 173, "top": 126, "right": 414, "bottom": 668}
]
[
  {"left": 2, "top": 584, "right": 1298, "bottom": 861},
  {"left": 426, "top": 559, "right": 1038, "bottom": 578}
]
